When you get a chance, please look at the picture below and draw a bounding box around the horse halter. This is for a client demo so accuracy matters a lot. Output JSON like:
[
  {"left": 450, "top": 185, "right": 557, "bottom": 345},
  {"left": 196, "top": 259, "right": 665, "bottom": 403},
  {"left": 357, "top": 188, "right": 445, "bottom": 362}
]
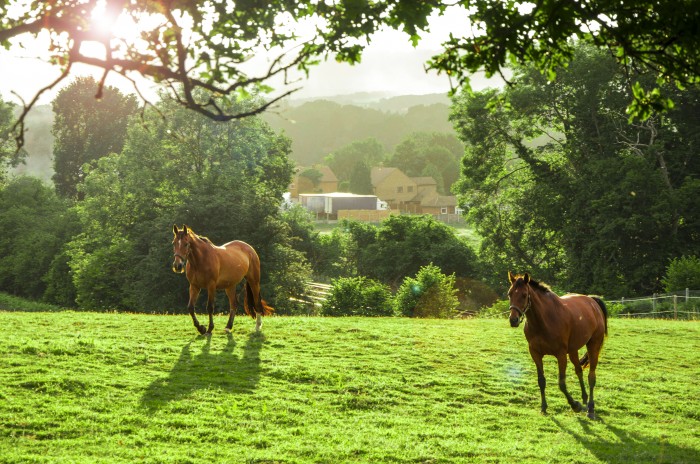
[
  {"left": 173, "top": 238, "right": 191, "bottom": 262},
  {"left": 509, "top": 288, "right": 532, "bottom": 324}
]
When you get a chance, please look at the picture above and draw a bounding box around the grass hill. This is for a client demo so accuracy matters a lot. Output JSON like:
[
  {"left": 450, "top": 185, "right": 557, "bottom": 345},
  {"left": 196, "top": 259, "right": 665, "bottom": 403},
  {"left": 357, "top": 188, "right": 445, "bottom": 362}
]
[{"left": 1, "top": 311, "right": 698, "bottom": 463}]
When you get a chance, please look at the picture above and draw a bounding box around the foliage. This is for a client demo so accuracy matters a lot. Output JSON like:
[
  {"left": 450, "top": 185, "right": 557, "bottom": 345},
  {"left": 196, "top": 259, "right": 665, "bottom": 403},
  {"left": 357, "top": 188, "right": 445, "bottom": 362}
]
[
  {"left": 0, "top": 97, "right": 27, "bottom": 181},
  {"left": 478, "top": 299, "right": 510, "bottom": 319},
  {"left": 268, "top": 101, "right": 454, "bottom": 166},
  {"left": 0, "top": 291, "right": 64, "bottom": 312},
  {"left": 451, "top": 43, "right": 700, "bottom": 296},
  {"left": 321, "top": 276, "right": 394, "bottom": 317},
  {"left": 298, "top": 167, "right": 323, "bottom": 188},
  {"left": 324, "top": 137, "right": 386, "bottom": 183},
  {"left": 348, "top": 160, "right": 373, "bottom": 194},
  {"left": 66, "top": 92, "right": 306, "bottom": 312},
  {"left": 662, "top": 256, "right": 700, "bottom": 292},
  {"left": 0, "top": 176, "right": 79, "bottom": 304},
  {"left": 51, "top": 77, "right": 138, "bottom": 199},
  {"left": 309, "top": 228, "right": 356, "bottom": 280},
  {"left": 2, "top": 0, "right": 697, "bottom": 149},
  {"left": 342, "top": 215, "right": 480, "bottom": 287},
  {"left": 394, "top": 264, "right": 459, "bottom": 318},
  {"left": 388, "top": 132, "right": 463, "bottom": 194}
]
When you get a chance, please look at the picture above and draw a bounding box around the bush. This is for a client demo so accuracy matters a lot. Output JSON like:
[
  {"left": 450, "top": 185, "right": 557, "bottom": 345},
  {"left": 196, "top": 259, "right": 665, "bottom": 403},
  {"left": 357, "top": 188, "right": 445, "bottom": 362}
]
[
  {"left": 478, "top": 299, "right": 510, "bottom": 318},
  {"left": 322, "top": 276, "right": 394, "bottom": 317},
  {"left": 662, "top": 256, "right": 700, "bottom": 292},
  {"left": 394, "top": 264, "right": 459, "bottom": 318}
]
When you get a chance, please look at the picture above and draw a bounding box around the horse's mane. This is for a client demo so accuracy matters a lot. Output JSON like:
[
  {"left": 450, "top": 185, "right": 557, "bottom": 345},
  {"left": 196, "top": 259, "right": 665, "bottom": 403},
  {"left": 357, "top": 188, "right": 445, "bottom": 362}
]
[
  {"left": 515, "top": 274, "right": 552, "bottom": 294},
  {"left": 187, "top": 229, "right": 215, "bottom": 247}
]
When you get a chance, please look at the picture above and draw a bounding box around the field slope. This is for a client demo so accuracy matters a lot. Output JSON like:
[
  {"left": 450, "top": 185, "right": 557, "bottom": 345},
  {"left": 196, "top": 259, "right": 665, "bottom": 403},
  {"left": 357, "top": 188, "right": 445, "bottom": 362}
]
[{"left": 0, "top": 312, "right": 698, "bottom": 463}]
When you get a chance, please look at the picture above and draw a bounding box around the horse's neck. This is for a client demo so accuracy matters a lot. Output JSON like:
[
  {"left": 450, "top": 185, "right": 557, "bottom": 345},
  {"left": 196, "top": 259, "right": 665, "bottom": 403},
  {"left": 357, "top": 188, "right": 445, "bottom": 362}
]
[
  {"left": 188, "top": 236, "right": 211, "bottom": 264},
  {"left": 527, "top": 289, "right": 561, "bottom": 330}
]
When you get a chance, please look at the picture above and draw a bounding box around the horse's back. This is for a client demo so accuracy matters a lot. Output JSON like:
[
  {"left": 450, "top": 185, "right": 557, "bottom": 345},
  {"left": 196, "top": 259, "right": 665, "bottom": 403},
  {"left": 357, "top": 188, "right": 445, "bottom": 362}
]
[
  {"left": 560, "top": 294, "right": 606, "bottom": 347},
  {"left": 206, "top": 240, "right": 255, "bottom": 288}
]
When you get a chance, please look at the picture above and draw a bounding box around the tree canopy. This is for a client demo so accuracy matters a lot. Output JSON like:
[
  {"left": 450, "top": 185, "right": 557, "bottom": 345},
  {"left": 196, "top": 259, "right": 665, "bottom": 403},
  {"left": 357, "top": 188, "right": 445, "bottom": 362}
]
[
  {"left": 451, "top": 43, "right": 700, "bottom": 296},
  {"left": 52, "top": 76, "right": 138, "bottom": 198},
  {"left": 2, "top": 0, "right": 698, "bottom": 151}
]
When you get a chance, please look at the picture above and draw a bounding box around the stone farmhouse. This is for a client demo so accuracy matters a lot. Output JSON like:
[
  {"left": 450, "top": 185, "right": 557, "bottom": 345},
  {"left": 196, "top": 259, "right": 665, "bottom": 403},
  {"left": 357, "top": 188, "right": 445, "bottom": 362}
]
[
  {"left": 289, "top": 165, "right": 459, "bottom": 218},
  {"left": 370, "top": 167, "right": 458, "bottom": 215}
]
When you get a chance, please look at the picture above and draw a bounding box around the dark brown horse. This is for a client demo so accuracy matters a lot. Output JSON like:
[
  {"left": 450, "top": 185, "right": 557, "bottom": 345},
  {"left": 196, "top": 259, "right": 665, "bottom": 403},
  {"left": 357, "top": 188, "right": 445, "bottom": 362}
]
[
  {"left": 507, "top": 272, "right": 608, "bottom": 419},
  {"left": 172, "top": 225, "right": 273, "bottom": 335}
]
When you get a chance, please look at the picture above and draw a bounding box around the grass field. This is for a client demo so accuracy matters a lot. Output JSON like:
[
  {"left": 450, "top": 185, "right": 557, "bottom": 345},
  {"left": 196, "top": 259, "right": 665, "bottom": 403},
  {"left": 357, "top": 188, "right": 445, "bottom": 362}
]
[{"left": 1, "top": 312, "right": 698, "bottom": 463}]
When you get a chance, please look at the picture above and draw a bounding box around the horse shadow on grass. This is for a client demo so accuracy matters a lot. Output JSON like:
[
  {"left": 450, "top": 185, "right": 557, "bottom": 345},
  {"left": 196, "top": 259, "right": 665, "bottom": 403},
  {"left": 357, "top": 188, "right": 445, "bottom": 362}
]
[
  {"left": 551, "top": 416, "right": 699, "bottom": 463},
  {"left": 140, "top": 332, "right": 264, "bottom": 410}
]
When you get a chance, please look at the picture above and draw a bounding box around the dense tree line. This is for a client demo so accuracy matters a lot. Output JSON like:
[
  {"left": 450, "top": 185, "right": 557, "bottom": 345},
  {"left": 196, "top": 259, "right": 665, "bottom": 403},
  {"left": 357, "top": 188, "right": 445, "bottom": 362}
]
[
  {"left": 0, "top": 83, "right": 312, "bottom": 313},
  {"left": 452, "top": 43, "right": 700, "bottom": 297}
]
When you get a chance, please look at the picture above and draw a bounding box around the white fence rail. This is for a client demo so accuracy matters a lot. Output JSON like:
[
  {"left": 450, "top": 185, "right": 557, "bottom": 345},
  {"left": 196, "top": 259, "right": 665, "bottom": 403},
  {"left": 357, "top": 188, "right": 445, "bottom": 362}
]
[
  {"left": 289, "top": 282, "right": 331, "bottom": 313},
  {"left": 607, "top": 289, "right": 700, "bottom": 320}
]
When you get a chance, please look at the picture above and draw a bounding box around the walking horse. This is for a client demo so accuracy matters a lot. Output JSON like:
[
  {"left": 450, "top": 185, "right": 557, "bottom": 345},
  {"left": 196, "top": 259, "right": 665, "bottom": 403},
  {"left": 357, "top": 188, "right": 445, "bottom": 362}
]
[
  {"left": 172, "top": 225, "right": 273, "bottom": 334},
  {"left": 507, "top": 272, "right": 608, "bottom": 419}
]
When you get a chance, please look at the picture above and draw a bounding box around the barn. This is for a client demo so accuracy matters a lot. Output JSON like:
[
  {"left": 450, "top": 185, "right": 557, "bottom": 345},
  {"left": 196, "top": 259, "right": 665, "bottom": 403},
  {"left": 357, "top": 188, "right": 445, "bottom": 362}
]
[{"left": 299, "top": 192, "right": 380, "bottom": 217}]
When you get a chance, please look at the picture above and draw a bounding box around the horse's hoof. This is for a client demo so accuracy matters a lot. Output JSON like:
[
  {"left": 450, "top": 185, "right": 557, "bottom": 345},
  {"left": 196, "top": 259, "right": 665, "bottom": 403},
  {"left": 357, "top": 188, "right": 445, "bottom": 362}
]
[
  {"left": 197, "top": 327, "right": 207, "bottom": 335},
  {"left": 587, "top": 411, "right": 597, "bottom": 420},
  {"left": 224, "top": 327, "right": 232, "bottom": 334},
  {"left": 572, "top": 402, "right": 584, "bottom": 413}
]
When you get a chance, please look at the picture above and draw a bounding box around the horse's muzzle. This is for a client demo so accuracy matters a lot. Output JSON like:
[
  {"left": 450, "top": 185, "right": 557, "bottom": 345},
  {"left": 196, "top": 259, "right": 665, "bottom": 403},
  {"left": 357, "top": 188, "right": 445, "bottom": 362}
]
[
  {"left": 172, "top": 261, "right": 185, "bottom": 273},
  {"left": 509, "top": 316, "right": 520, "bottom": 328}
]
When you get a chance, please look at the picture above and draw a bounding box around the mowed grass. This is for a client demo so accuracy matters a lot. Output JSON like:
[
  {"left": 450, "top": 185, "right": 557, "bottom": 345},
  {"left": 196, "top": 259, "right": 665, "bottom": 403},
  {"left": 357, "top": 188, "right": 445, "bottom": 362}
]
[{"left": 0, "top": 312, "right": 698, "bottom": 463}]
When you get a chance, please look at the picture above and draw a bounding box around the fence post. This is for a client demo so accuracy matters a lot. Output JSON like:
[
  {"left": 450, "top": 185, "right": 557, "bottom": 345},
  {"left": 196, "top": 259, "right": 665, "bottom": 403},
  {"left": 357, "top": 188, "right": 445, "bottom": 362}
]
[
  {"left": 686, "top": 288, "right": 690, "bottom": 303},
  {"left": 652, "top": 293, "right": 657, "bottom": 313},
  {"left": 673, "top": 294, "right": 678, "bottom": 320}
]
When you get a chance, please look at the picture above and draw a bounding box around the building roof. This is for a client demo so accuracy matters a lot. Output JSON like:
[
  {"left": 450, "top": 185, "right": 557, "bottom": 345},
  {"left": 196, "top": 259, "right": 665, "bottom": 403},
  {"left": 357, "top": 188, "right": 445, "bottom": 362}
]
[
  {"left": 371, "top": 167, "right": 400, "bottom": 186},
  {"left": 317, "top": 165, "right": 338, "bottom": 182},
  {"left": 419, "top": 193, "right": 458, "bottom": 207},
  {"left": 299, "top": 192, "right": 377, "bottom": 198},
  {"left": 411, "top": 176, "right": 437, "bottom": 186}
]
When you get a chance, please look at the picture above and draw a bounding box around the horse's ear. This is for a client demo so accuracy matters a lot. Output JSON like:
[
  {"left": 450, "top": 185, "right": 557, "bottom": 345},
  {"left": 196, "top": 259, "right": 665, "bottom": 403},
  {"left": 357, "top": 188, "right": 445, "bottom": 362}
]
[
  {"left": 173, "top": 224, "right": 178, "bottom": 235},
  {"left": 183, "top": 224, "right": 189, "bottom": 235},
  {"left": 523, "top": 273, "right": 530, "bottom": 284},
  {"left": 508, "top": 270, "right": 515, "bottom": 283}
]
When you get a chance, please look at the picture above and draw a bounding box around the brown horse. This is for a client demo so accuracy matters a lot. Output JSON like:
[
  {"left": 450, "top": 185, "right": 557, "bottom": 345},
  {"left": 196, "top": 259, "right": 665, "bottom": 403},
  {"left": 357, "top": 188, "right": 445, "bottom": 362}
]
[
  {"left": 172, "top": 225, "right": 273, "bottom": 335},
  {"left": 507, "top": 272, "right": 608, "bottom": 419}
]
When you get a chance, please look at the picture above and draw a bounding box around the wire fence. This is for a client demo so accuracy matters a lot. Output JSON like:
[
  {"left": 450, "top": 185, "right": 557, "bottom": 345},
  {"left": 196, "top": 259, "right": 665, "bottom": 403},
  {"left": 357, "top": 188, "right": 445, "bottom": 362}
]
[
  {"left": 606, "top": 289, "right": 700, "bottom": 320},
  {"left": 476, "top": 289, "right": 700, "bottom": 320}
]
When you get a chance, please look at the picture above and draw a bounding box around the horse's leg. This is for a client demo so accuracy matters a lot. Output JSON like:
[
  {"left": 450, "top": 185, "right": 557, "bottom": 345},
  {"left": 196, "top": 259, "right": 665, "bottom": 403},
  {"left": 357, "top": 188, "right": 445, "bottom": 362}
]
[
  {"left": 569, "top": 350, "right": 588, "bottom": 406},
  {"left": 557, "top": 353, "right": 584, "bottom": 412},
  {"left": 188, "top": 285, "right": 206, "bottom": 335},
  {"left": 246, "top": 280, "right": 264, "bottom": 332},
  {"left": 529, "top": 348, "right": 548, "bottom": 414},
  {"left": 205, "top": 285, "right": 216, "bottom": 335},
  {"left": 224, "top": 286, "right": 237, "bottom": 333},
  {"left": 586, "top": 342, "right": 602, "bottom": 420}
]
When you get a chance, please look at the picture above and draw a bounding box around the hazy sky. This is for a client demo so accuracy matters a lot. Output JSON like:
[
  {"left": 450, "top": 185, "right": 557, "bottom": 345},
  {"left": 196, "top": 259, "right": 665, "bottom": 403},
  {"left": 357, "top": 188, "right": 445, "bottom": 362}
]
[{"left": 0, "top": 7, "right": 501, "bottom": 105}]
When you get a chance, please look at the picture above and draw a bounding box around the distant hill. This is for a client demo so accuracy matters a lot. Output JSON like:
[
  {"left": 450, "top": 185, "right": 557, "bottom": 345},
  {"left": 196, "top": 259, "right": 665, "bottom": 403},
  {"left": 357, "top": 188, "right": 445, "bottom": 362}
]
[
  {"left": 263, "top": 96, "right": 455, "bottom": 165},
  {"left": 9, "top": 95, "right": 459, "bottom": 178},
  {"left": 289, "top": 92, "right": 451, "bottom": 113}
]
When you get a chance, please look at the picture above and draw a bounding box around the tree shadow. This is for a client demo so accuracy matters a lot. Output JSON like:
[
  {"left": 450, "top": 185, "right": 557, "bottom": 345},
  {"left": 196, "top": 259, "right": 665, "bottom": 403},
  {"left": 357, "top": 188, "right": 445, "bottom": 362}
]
[
  {"left": 551, "top": 416, "right": 699, "bottom": 463},
  {"left": 140, "top": 332, "right": 265, "bottom": 410}
]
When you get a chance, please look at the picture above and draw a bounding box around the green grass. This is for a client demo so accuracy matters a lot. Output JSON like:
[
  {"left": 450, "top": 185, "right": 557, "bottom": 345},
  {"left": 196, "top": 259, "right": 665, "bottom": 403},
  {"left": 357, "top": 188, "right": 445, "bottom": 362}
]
[{"left": 0, "top": 313, "right": 698, "bottom": 463}]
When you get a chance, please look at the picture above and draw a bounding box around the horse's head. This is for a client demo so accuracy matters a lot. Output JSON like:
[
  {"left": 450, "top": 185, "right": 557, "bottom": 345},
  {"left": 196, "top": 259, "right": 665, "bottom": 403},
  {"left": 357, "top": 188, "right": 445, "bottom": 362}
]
[
  {"left": 507, "top": 271, "right": 532, "bottom": 327},
  {"left": 172, "top": 224, "right": 191, "bottom": 273}
]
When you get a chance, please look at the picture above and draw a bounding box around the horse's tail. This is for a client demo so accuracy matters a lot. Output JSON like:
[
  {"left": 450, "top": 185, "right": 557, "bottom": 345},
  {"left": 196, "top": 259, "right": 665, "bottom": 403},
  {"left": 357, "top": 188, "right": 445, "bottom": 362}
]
[
  {"left": 580, "top": 296, "right": 609, "bottom": 369},
  {"left": 244, "top": 281, "right": 274, "bottom": 318},
  {"left": 592, "top": 296, "right": 608, "bottom": 337}
]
